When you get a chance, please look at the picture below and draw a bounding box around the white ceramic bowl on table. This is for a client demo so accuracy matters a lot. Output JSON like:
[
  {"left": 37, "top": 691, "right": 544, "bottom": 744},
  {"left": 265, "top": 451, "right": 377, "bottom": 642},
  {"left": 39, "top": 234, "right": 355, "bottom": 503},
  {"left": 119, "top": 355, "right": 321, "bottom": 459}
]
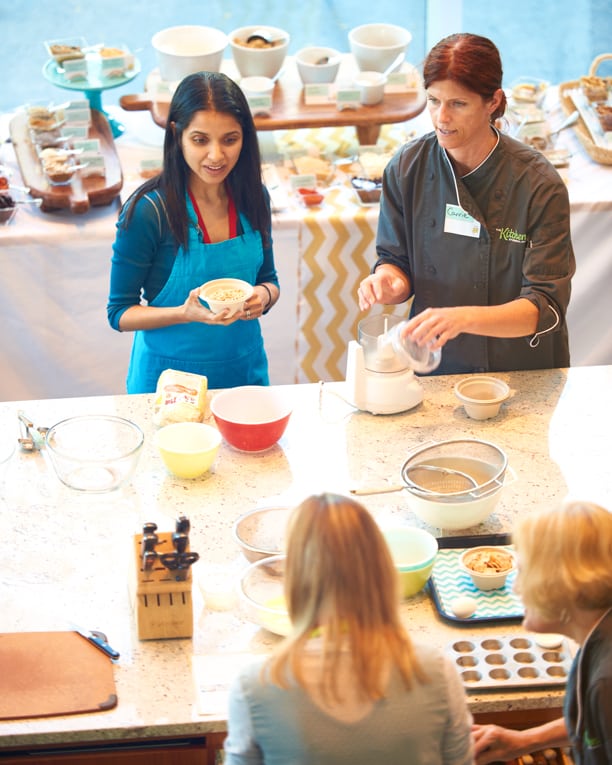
[
  {"left": 229, "top": 25, "right": 290, "bottom": 79},
  {"left": 240, "top": 76, "right": 275, "bottom": 99},
  {"left": 45, "top": 415, "right": 144, "bottom": 492},
  {"left": 454, "top": 376, "right": 510, "bottom": 420},
  {"left": 233, "top": 505, "right": 292, "bottom": 563},
  {"left": 238, "top": 554, "right": 291, "bottom": 636},
  {"left": 460, "top": 546, "right": 516, "bottom": 591},
  {"left": 198, "top": 277, "right": 253, "bottom": 318},
  {"left": 295, "top": 46, "right": 342, "bottom": 84},
  {"left": 400, "top": 439, "right": 508, "bottom": 530},
  {"left": 354, "top": 71, "right": 387, "bottom": 105},
  {"left": 151, "top": 25, "right": 228, "bottom": 82},
  {"left": 348, "top": 23, "right": 412, "bottom": 73}
]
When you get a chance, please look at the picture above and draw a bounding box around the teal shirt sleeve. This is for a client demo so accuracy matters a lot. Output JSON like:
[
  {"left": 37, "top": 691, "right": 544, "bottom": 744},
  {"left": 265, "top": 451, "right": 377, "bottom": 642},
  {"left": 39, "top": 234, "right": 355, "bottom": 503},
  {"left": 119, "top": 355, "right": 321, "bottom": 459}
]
[
  {"left": 254, "top": 186, "right": 279, "bottom": 290},
  {"left": 107, "top": 192, "right": 176, "bottom": 331}
]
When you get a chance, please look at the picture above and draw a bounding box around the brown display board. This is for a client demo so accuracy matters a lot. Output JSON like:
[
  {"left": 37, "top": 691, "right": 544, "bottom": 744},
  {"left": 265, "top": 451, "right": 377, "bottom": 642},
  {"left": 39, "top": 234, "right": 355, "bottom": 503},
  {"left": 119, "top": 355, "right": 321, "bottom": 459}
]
[{"left": 0, "top": 631, "right": 117, "bottom": 720}]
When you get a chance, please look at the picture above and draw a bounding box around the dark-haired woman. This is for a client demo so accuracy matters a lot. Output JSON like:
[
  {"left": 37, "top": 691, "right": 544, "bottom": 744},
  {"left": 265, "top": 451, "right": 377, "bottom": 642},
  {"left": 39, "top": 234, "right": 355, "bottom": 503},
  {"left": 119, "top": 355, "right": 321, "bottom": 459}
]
[
  {"left": 358, "top": 33, "right": 575, "bottom": 375},
  {"left": 107, "top": 71, "right": 279, "bottom": 393}
]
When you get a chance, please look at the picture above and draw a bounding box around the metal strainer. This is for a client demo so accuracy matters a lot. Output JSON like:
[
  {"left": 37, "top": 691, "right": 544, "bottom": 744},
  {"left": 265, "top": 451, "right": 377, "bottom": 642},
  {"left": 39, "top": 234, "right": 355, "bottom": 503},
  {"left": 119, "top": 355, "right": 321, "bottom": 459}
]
[
  {"left": 400, "top": 438, "right": 507, "bottom": 502},
  {"left": 403, "top": 464, "right": 478, "bottom": 495}
]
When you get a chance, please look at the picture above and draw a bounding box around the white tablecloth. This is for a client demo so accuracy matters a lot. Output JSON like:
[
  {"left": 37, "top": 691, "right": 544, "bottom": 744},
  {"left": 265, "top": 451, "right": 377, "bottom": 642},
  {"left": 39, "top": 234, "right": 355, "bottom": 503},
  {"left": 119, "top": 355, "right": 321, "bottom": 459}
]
[{"left": 1, "top": 102, "right": 610, "bottom": 401}]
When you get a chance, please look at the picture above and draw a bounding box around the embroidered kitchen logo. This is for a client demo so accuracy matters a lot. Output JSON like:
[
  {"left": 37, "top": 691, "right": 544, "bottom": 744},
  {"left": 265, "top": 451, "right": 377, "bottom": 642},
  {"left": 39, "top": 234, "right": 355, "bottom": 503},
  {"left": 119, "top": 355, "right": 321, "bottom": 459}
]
[{"left": 496, "top": 227, "right": 527, "bottom": 243}]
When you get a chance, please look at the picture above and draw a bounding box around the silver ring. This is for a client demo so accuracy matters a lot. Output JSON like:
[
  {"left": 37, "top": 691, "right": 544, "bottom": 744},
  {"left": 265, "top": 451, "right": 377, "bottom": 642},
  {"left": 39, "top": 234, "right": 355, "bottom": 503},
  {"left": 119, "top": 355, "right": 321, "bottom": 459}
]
[{"left": 246, "top": 309, "right": 251, "bottom": 319}]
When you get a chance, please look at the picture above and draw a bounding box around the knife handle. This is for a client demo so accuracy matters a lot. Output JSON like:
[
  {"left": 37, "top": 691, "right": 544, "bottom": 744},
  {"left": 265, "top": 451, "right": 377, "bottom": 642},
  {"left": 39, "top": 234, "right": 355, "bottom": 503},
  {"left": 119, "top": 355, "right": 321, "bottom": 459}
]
[{"left": 88, "top": 631, "right": 120, "bottom": 661}]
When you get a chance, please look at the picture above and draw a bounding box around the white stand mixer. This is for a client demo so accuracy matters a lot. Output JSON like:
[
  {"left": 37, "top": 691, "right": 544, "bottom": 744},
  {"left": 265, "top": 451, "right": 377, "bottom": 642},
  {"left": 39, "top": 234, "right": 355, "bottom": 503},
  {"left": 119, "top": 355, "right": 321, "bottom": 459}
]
[{"left": 345, "top": 314, "right": 425, "bottom": 415}]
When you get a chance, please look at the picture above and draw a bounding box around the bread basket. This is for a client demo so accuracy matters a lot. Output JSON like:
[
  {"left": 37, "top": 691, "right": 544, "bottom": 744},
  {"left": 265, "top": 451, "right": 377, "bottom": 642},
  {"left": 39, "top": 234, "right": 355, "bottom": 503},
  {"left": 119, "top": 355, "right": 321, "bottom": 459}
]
[{"left": 558, "top": 53, "right": 612, "bottom": 165}]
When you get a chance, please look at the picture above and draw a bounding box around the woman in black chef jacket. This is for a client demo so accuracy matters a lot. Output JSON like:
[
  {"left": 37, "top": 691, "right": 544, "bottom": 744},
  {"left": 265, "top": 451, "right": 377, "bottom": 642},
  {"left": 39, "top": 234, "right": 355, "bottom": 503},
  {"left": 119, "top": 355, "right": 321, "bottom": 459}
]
[{"left": 358, "top": 33, "right": 575, "bottom": 375}]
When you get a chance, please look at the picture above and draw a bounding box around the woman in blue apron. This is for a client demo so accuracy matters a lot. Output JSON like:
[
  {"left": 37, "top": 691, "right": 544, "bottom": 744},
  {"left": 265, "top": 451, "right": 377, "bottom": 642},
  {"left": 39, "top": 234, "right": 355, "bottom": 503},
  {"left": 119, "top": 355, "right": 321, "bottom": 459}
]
[
  {"left": 358, "top": 34, "right": 574, "bottom": 375},
  {"left": 107, "top": 72, "right": 279, "bottom": 393}
]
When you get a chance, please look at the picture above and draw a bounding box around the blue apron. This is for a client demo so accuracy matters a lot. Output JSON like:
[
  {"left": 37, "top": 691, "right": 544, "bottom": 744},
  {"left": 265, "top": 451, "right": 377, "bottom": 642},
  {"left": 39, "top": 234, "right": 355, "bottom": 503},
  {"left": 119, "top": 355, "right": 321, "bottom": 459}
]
[{"left": 126, "top": 202, "right": 269, "bottom": 394}]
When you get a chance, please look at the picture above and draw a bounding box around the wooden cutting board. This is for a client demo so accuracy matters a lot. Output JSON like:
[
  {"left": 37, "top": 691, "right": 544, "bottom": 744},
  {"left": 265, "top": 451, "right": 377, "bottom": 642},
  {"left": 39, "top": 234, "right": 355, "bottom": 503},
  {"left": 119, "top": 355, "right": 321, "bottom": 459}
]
[
  {"left": 8, "top": 109, "right": 123, "bottom": 213},
  {"left": 0, "top": 631, "right": 117, "bottom": 720}
]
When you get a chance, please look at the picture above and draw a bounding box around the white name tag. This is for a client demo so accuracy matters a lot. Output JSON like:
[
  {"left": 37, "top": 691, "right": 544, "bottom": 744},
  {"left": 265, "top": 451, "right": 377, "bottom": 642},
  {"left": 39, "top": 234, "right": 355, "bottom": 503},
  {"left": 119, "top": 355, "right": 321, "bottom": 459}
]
[{"left": 444, "top": 203, "right": 481, "bottom": 238}]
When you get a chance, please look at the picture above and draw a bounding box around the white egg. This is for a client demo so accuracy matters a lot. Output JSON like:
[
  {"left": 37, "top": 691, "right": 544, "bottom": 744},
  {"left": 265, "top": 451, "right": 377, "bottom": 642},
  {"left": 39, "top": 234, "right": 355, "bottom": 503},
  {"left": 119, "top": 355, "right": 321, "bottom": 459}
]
[{"left": 450, "top": 595, "right": 477, "bottom": 618}]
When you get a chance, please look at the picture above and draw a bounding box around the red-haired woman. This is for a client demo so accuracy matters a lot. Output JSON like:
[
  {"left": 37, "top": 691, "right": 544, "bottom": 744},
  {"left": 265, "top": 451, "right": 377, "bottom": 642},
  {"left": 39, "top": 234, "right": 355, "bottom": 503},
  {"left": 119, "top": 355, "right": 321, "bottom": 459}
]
[{"left": 358, "top": 33, "right": 575, "bottom": 376}]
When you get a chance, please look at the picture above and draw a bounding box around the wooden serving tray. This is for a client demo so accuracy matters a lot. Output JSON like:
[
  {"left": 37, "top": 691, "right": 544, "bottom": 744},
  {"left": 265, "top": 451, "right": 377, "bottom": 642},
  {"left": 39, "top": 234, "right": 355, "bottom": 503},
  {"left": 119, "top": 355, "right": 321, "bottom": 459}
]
[
  {"left": 120, "top": 59, "right": 426, "bottom": 146},
  {"left": 9, "top": 108, "right": 123, "bottom": 213}
]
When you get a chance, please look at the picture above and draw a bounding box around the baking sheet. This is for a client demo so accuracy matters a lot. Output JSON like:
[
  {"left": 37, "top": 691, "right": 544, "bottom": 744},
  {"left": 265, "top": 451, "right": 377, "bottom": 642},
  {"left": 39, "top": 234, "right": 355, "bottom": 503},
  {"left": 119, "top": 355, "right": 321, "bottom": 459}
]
[
  {"left": 428, "top": 533, "right": 524, "bottom": 624},
  {"left": 446, "top": 633, "right": 573, "bottom": 691}
]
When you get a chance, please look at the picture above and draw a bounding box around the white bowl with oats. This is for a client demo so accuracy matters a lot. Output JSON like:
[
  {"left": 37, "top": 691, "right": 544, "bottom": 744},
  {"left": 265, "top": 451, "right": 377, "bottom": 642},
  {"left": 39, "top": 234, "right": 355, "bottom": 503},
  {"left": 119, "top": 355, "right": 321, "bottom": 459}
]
[{"left": 199, "top": 278, "right": 254, "bottom": 317}]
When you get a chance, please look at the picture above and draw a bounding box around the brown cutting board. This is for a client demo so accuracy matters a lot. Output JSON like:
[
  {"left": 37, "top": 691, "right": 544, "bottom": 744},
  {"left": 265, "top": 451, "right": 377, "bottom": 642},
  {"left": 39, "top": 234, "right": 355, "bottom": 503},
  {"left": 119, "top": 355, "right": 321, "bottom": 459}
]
[{"left": 0, "top": 631, "right": 117, "bottom": 720}]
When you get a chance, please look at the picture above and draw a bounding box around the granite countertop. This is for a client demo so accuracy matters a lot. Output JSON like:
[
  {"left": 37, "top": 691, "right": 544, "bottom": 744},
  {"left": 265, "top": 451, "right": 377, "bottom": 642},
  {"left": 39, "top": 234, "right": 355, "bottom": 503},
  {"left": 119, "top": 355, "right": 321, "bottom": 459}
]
[{"left": 1, "top": 366, "right": 611, "bottom": 749}]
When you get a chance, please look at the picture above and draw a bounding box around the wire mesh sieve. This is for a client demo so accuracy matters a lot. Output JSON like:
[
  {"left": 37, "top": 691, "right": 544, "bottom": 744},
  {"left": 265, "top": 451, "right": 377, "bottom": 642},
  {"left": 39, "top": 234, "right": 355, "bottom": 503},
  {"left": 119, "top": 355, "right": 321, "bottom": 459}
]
[
  {"left": 400, "top": 439, "right": 507, "bottom": 501},
  {"left": 403, "top": 464, "right": 478, "bottom": 495}
]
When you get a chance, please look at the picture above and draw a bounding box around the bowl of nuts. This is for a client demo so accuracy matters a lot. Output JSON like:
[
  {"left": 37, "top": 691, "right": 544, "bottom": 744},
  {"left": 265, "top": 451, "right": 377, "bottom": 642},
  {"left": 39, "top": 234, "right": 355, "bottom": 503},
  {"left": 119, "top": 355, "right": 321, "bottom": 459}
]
[
  {"left": 460, "top": 546, "right": 516, "bottom": 591},
  {"left": 229, "top": 25, "right": 290, "bottom": 79},
  {"left": 198, "top": 278, "right": 253, "bottom": 318}
]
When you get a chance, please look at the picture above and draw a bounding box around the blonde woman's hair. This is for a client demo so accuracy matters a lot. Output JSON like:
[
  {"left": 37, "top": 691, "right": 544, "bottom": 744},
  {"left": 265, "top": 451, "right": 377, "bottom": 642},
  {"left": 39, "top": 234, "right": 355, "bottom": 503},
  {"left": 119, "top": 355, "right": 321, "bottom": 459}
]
[
  {"left": 513, "top": 499, "right": 612, "bottom": 620},
  {"left": 265, "top": 493, "right": 428, "bottom": 702}
]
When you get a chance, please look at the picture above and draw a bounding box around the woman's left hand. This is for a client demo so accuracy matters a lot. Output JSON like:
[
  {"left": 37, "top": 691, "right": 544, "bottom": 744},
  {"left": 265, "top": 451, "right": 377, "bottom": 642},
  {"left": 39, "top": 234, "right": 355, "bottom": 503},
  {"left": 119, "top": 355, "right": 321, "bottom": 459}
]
[
  {"left": 240, "top": 285, "right": 273, "bottom": 322},
  {"left": 240, "top": 297, "right": 263, "bottom": 321}
]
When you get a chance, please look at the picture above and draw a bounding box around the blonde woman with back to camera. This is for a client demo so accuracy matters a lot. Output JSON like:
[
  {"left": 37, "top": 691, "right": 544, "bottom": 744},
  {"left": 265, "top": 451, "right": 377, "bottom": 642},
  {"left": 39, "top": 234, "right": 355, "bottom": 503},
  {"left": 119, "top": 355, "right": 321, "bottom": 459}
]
[
  {"left": 473, "top": 500, "right": 612, "bottom": 765},
  {"left": 224, "top": 493, "right": 473, "bottom": 765}
]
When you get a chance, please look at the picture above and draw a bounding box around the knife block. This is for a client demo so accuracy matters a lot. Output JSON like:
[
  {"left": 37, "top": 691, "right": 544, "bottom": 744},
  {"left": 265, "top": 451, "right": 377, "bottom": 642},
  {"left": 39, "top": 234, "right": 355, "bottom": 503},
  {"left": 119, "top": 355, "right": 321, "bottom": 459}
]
[{"left": 130, "top": 532, "right": 194, "bottom": 640}]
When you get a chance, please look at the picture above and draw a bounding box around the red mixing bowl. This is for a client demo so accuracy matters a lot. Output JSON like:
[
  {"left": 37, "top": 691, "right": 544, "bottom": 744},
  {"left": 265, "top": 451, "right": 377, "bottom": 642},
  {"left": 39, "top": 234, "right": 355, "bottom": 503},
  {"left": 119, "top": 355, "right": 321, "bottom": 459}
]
[{"left": 210, "top": 386, "right": 292, "bottom": 452}]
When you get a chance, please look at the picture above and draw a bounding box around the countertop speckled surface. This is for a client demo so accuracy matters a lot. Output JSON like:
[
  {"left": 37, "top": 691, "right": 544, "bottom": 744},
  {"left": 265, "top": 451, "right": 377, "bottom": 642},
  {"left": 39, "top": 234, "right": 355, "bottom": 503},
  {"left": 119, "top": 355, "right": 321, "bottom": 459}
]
[{"left": 1, "top": 366, "right": 611, "bottom": 749}]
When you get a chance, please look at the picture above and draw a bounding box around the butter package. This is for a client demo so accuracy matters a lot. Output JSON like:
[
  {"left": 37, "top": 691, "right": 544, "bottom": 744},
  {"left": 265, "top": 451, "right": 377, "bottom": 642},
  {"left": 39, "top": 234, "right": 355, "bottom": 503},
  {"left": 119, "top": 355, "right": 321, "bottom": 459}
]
[{"left": 153, "top": 369, "right": 208, "bottom": 427}]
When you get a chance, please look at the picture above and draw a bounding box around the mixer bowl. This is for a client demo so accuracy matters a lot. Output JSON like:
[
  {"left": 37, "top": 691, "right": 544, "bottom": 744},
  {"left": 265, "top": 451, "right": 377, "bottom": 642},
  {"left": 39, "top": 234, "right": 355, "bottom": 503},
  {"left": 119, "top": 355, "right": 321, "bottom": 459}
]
[
  {"left": 358, "top": 313, "right": 406, "bottom": 373},
  {"left": 357, "top": 313, "right": 440, "bottom": 374}
]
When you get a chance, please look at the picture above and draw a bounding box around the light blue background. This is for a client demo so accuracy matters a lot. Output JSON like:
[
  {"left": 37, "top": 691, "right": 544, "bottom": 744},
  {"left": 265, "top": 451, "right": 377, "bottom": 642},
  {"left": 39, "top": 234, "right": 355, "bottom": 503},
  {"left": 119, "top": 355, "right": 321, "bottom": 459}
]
[{"left": 2, "top": 1, "right": 611, "bottom": 112}]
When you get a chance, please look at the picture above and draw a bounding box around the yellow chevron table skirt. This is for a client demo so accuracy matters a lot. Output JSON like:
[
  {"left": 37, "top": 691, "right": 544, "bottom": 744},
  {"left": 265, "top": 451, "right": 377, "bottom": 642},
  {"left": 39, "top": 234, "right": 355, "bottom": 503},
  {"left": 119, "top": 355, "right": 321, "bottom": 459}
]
[
  {"left": 296, "top": 186, "right": 408, "bottom": 383},
  {"left": 267, "top": 122, "right": 426, "bottom": 384}
]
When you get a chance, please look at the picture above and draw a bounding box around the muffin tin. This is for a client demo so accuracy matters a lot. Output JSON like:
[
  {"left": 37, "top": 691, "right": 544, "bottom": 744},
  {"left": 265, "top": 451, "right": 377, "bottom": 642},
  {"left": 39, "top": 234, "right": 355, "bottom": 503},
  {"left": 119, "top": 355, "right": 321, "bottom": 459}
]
[{"left": 446, "top": 634, "right": 574, "bottom": 691}]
